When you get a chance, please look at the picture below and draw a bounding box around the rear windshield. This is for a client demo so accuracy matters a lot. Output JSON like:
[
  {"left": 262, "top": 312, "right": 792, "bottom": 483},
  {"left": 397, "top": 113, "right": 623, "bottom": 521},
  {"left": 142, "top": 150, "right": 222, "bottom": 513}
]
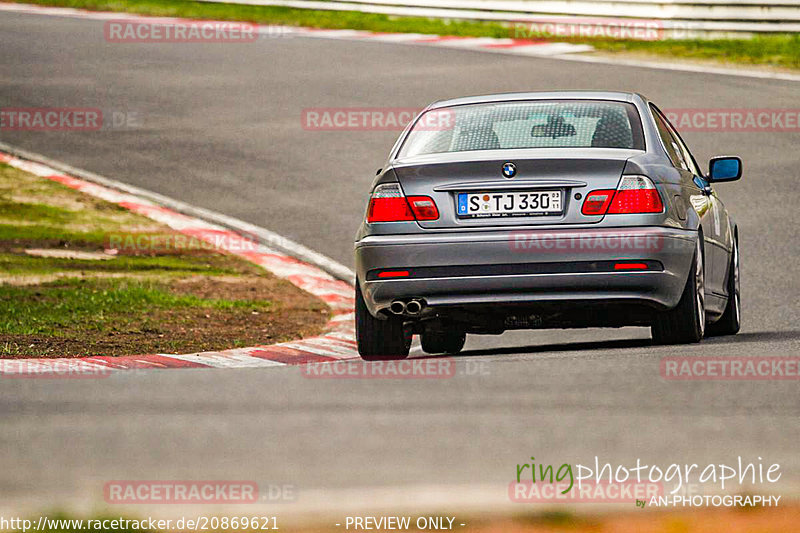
[{"left": 398, "top": 100, "right": 644, "bottom": 158}]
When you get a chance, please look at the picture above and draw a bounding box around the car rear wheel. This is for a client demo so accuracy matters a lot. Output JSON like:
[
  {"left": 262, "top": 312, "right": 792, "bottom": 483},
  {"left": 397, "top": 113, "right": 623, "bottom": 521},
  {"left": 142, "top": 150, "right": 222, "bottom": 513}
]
[
  {"left": 356, "top": 281, "right": 411, "bottom": 360},
  {"left": 651, "top": 236, "right": 705, "bottom": 345},
  {"left": 707, "top": 234, "right": 741, "bottom": 337},
  {"left": 420, "top": 329, "right": 466, "bottom": 355}
]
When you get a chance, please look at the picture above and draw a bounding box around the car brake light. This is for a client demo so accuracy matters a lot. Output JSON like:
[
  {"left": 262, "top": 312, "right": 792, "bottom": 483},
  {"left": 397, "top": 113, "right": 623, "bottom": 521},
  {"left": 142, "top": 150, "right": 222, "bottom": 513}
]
[
  {"left": 614, "top": 262, "right": 649, "bottom": 270},
  {"left": 581, "top": 189, "right": 615, "bottom": 215},
  {"left": 582, "top": 176, "right": 663, "bottom": 216},
  {"left": 367, "top": 183, "right": 414, "bottom": 222},
  {"left": 378, "top": 270, "right": 410, "bottom": 278},
  {"left": 367, "top": 183, "right": 438, "bottom": 222},
  {"left": 607, "top": 176, "right": 664, "bottom": 214}
]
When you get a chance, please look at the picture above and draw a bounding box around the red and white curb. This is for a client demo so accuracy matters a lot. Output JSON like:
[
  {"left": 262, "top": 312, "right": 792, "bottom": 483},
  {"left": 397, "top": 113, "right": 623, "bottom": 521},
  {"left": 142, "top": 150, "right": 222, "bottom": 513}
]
[
  {"left": 296, "top": 27, "right": 592, "bottom": 56},
  {"left": 0, "top": 150, "right": 361, "bottom": 374},
  {"left": 6, "top": 1, "right": 800, "bottom": 81},
  {"left": 0, "top": 2, "right": 592, "bottom": 57}
]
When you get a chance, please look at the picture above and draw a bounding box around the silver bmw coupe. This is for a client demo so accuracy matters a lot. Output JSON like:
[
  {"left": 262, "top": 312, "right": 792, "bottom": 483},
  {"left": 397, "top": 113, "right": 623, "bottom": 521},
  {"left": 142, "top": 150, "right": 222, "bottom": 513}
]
[{"left": 355, "top": 92, "right": 742, "bottom": 359}]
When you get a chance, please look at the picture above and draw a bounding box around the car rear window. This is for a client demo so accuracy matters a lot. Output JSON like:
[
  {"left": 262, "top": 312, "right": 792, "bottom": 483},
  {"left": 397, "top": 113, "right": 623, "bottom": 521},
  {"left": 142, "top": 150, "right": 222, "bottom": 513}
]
[{"left": 398, "top": 100, "right": 645, "bottom": 158}]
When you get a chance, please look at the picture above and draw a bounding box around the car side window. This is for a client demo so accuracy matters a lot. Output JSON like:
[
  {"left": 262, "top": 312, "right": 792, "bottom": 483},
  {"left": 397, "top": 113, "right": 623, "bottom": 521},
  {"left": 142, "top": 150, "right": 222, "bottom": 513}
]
[
  {"left": 652, "top": 105, "right": 703, "bottom": 177},
  {"left": 674, "top": 136, "right": 703, "bottom": 178},
  {"left": 650, "top": 105, "right": 689, "bottom": 171}
]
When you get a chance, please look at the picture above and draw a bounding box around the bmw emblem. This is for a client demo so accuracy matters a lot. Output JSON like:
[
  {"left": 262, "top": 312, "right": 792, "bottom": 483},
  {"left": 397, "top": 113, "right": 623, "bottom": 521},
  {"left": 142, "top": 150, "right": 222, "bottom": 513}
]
[{"left": 502, "top": 162, "right": 516, "bottom": 179}]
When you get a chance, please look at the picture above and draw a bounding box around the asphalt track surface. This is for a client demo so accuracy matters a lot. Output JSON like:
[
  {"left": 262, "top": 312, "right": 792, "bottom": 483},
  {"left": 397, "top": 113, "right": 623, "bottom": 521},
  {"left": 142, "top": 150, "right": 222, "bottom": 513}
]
[{"left": 1, "top": 9, "right": 799, "bottom": 516}]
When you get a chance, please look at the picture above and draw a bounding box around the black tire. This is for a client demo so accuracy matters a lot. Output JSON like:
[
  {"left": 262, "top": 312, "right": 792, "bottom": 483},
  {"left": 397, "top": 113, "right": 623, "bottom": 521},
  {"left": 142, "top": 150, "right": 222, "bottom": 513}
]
[
  {"left": 651, "top": 236, "right": 706, "bottom": 345},
  {"left": 707, "top": 234, "right": 741, "bottom": 337},
  {"left": 355, "top": 281, "right": 410, "bottom": 360},
  {"left": 420, "top": 329, "right": 466, "bottom": 355}
]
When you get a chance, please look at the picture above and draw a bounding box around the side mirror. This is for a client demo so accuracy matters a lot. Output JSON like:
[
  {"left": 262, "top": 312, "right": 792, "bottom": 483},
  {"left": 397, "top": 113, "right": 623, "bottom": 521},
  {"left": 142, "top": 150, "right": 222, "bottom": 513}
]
[{"left": 708, "top": 156, "right": 742, "bottom": 182}]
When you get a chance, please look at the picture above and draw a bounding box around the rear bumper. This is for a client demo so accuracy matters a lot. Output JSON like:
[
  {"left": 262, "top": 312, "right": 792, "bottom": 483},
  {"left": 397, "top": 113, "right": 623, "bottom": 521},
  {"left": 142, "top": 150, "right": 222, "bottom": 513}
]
[{"left": 355, "top": 226, "right": 696, "bottom": 316}]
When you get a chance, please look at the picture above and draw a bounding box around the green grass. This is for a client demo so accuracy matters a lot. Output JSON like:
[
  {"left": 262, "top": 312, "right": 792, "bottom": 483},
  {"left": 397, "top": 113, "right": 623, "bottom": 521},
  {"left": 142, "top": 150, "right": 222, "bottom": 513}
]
[
  {"left": 0, "top": 163, "right": 258, "bottom": 277},
  {"left": 11, "top": 0, "right": 800, "bottom": 69},
  {"left": 0, "top": 278, "right": 273, "bottom": 336},
  {"left": 593, "top": 33, "right": 800, "bottom": 69},
  {"left": 0, "top": 223, "right": 109, "bottom": 246},
  {"left": 0, "top": 251, "right": 253, "bottom": 277},
  {"left": 16, "top": 0, "right": 513, "bottom": 36},
  {"left": 0, "top": 162, "right": 272, "bottom": 339},
  {"left": 0, "top": 200, "right": 76, "bottom": 225},
  {"left": 0, "top": 163, "right": 158, "bottom": 236},
  {"left": 0, "top": 162, "right": 327, "bottom": 358}
]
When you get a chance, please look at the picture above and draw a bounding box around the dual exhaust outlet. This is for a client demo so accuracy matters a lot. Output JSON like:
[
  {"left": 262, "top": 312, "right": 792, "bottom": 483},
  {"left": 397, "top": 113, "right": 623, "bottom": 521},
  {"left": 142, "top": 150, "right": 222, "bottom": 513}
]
[{"left": 390, "top": 299, "right": 425, "bottom": 316}]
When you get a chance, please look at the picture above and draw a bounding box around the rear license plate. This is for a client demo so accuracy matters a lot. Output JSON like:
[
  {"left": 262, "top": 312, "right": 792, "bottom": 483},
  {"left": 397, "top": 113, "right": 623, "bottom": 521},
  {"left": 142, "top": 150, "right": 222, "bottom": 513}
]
[{"left": 457, "top": 190, "right": 562, "bottom": 218}]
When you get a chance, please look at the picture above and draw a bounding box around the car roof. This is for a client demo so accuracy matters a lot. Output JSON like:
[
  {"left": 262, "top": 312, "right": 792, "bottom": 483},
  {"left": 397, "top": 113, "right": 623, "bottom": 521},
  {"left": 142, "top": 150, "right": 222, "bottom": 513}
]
[{"left": 426, "top": 91, "right": 639, "bottom": 110}]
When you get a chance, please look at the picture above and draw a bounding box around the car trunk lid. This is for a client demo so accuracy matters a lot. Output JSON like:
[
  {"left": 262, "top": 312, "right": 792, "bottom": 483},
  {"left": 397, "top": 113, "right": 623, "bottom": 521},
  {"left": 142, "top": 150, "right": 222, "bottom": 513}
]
[{"left": 392, "top": 148, "right": 638, "bottom": 229}]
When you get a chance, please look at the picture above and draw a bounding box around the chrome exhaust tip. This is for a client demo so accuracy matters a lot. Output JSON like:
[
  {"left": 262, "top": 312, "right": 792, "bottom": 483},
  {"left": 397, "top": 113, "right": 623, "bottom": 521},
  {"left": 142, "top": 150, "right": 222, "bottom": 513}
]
[
  {"left": 389, "top": 300, "right": 407, "bottom": 315},
  {"left": 405, "top": 299, "right": 424, "bottom": 316}
]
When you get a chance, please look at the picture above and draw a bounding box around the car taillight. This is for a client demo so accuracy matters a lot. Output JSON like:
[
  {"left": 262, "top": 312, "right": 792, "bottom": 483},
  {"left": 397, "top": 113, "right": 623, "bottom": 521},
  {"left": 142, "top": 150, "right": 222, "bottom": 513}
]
[
  {"left": 407, "top": 196, "right": 439, "bottom": 220},
  {"left": 581, "top": 189, "right": 615, "bottom": 216},
  {"left": 582, "top": 176, "right": 663, "bottom": 216},
  {"left": 607, "top": 176, "right": 664, "bottom": 214},
  {"left": 367, "top": 183, "right": 414, "bottom": 222},
  {"left": 367, "top": 183, "right": 438, "bottom": 222}
]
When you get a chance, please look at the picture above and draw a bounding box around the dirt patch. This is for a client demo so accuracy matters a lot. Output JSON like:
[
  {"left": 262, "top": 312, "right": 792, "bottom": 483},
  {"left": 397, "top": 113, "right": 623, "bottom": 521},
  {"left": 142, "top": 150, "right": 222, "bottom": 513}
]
[
  {"left": 1, "top": 275, "right": 329, "bottom": 358},
  {"left": 24, "top": 248, "right": 115, "bottom": 260},
  {"left": 0, "top": 163, "right": 332, "bottom": 359},
  {"left": 1, "top": 271, "right": 142, "bottom": 286}
]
